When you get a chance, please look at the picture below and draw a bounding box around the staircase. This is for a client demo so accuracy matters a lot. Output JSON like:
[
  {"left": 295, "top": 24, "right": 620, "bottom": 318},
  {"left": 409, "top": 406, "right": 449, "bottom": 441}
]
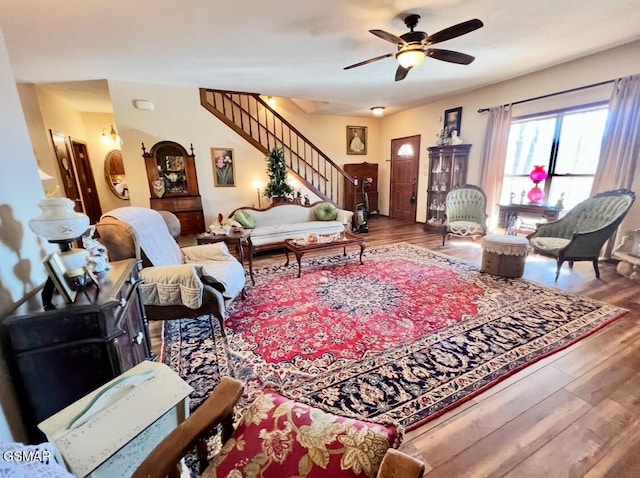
[{"left": 200, "top": 89, "right": 355, "bottom": 207}]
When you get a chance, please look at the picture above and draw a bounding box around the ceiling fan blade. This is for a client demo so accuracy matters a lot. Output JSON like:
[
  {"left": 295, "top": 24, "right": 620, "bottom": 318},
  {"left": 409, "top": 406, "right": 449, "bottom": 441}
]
[
  {"left": 395, "top": 65, "right": 411, "bottom": 82},
  {"left": 370, "top": 29, "right": 407, "bottom": 46},
  {"left": 427, "top": 48, "right": 475, "bottom": 65},
  {"left": 344, "top": 52, "right": 394, "bottom": 70},
  {"left": 425, "top": 19, "right": 483, "bottom": 45}
]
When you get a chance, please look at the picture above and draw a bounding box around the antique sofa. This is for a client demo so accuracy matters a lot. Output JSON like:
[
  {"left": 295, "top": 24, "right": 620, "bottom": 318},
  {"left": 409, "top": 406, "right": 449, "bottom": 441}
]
[{"left": 228, "top": 201, "right": 354, "bottom": 253}]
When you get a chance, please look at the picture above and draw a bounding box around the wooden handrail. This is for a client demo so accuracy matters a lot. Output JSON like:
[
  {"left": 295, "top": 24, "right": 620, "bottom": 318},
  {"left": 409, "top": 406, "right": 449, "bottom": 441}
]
[{"left": 199, "top": 88, "right": 355, "bottom": 207}]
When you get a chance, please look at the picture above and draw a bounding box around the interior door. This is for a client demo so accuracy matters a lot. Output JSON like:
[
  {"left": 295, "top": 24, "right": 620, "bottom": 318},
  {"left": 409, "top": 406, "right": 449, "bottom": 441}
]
[
  {"left": 390, "top": 135, "right": 421, "bottom": 221},
  {"left": 49, "top": 130, "right": 83, "bottom": 213},
  {"left": 70, "top": 139, "right": 102, "bottom": 224}
]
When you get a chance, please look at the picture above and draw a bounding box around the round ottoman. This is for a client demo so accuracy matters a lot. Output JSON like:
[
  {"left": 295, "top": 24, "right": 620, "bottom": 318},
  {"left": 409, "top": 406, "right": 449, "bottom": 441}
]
[{"left": 481, "top": 234, "right": 529, "bottom": 278}]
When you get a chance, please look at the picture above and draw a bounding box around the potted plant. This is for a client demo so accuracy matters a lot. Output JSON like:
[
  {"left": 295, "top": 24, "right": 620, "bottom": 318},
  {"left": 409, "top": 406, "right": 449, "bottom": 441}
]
[{"left": 263, "top": 147, "right": 294, "bottom": 203}]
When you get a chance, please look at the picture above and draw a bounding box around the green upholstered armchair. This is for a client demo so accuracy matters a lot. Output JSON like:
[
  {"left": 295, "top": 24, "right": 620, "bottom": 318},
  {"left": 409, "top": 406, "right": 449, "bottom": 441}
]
[
  {"left": 527, "top": 188, "right": 636, "bottom": 281},
  {"left": 443, "top": 185, "right": 488, "bottom": 246}
]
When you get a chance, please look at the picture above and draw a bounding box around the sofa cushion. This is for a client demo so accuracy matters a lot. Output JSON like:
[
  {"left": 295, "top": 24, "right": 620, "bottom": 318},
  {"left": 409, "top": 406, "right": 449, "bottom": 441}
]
[
  {"left": 204, "top": 389, "right": 400, "bottom": 478},
  {"left": 234, "top": 210, "right": 256, "bottom": 229},
  {"left": 315, "top": 202, "right": 338, "bottom": 221},
  {"left": 250, "top": 221, "right": 344, "bottom": 247}
]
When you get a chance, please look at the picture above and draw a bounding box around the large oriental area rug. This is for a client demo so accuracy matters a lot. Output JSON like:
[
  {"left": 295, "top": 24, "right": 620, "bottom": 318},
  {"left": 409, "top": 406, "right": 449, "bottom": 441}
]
[{"left": 162, "top": 243, "right": 626, "bottom": 431}]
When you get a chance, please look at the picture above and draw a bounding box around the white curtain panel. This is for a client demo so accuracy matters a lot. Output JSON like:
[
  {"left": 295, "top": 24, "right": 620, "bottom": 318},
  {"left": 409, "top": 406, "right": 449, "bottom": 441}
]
[
  {"left": 478, "top": 105, "right": 512, "bottom": 231},
  {"left": 591, "top": 75, "right": 640, "bottom": 257},
  {"left": 592, "top": 75, "right": 640, "bottom": 192}
]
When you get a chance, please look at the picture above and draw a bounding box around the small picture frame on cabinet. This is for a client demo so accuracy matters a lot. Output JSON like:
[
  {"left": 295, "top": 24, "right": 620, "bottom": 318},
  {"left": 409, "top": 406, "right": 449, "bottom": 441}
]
[{"left": 44, "top": 253, "right": 77, "bottom": 304}]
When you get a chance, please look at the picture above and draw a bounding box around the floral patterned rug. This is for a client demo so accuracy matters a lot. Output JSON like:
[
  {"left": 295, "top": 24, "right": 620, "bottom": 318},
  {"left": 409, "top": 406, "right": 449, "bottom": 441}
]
[{"left": 162, "top": 243, "right": 626, "bottom": 431}]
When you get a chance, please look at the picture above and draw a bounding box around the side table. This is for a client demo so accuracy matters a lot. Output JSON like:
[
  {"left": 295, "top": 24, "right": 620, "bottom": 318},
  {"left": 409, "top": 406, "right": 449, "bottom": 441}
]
[{"left": 197, "top": 231, "right": 255, "bottom": 285}]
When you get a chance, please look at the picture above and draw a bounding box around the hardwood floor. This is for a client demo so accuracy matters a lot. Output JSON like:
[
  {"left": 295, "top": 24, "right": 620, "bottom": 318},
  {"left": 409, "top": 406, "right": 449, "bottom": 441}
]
[{"left": 151, "top": 217, "right": 640, "bottom": 477}]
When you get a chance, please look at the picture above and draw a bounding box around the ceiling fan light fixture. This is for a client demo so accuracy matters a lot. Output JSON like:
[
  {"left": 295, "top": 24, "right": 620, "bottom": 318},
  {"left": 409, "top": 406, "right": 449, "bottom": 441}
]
[
  {"left": 370, "top": 106, "right": 385, "bottom": 117},
  {"left": 396, "top": 48, "right": 426, "bottom": 69}
]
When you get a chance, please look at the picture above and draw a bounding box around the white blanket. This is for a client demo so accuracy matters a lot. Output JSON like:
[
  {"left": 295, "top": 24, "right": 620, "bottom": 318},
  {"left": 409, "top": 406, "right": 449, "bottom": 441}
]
[{"left": 103, "top": 207, "right": 183, "bottom": 266}]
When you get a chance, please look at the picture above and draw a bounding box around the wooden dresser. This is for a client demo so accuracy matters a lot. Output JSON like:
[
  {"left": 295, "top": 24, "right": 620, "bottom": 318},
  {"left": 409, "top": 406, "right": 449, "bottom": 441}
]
[
  {"left": 142, "top": 140, "right": 205, "bottom": 234},
  {"left": 1, "top": 259, "right": 152, "bottom": 442}
]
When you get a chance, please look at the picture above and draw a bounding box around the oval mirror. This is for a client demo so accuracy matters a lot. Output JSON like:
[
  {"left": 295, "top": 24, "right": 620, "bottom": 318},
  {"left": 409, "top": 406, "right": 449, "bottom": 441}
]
[{"left": 104, "top": 150, "right": 129, "bottom": 200}]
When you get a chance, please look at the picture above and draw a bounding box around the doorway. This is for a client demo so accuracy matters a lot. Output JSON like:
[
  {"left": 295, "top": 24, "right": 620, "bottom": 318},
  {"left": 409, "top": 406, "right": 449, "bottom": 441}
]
[
  {"left": 70, "top": 139, "right": 102, "bottom": 224},
  {"left": 49, "top": 130, "right": 102, "bottom": 224},
  {"left": 390, "top": 135, "right": 421, "bottom": 221}
]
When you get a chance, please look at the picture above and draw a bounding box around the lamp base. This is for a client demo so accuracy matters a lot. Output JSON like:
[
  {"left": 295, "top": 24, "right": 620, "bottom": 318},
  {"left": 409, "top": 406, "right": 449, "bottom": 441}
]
[{"left": 42, "top": 277, "right": 56, "bottom": 310}]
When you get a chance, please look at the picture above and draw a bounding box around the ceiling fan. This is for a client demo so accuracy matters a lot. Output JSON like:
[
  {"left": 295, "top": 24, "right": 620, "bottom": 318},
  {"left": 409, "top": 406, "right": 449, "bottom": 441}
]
[{"left": 344, "top": 14, "right": 483, "bottom": 81}]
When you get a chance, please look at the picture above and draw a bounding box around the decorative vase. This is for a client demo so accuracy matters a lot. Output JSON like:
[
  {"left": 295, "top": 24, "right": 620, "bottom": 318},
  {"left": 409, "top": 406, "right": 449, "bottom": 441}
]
[{"left": 527, "top": 186, "right": 545, "bottom": 203}]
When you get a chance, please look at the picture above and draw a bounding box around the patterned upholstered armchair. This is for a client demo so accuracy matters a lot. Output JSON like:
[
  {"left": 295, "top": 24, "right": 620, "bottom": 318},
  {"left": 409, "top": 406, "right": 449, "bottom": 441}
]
[
  {"left": 527, "top": 188, "right": 636, "bottom": 281},
  {"left": 133, "top": 377, "right": 425, "bottom": 478},
  {"left": 442, "top": 185, "right": 488, "bottom": 246}
]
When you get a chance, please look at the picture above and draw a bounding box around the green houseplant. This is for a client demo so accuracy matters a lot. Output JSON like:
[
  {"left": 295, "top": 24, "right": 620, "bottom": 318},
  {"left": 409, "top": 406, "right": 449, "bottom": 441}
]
[{"left": 263, "top": 147, "right": 294, "bottom": 202}]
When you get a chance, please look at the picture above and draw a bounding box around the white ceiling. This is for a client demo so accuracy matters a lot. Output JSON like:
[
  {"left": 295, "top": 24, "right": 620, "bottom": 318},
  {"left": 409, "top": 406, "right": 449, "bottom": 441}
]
[{"left": 1, "top": 0, "right": 639, "bottom": 116}]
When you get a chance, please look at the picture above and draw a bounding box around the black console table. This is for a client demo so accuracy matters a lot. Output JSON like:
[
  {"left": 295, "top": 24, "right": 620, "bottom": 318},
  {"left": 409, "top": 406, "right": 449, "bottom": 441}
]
[
  {"left": 497, "top": 203, "right": 563, "bottom": 230},
  {"left": 1, "top": 259, "right": 152, "bottom": 442}
]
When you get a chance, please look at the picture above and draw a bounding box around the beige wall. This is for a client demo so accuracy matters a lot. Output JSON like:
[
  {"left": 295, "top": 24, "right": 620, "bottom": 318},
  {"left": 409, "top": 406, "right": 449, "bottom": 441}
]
[
  {"left": 107, "top": 81, "right": 383, "bottom": 226},
  {"left": 381, "top": 39, "right": 640, "bottom": 225}
]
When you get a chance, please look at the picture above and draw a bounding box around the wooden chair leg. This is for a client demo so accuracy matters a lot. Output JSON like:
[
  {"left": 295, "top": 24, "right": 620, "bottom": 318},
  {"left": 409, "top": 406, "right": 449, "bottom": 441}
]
[
  {"left": 555, "top": 258, "right": 564, "bottom": 281},
  {"left": 592, "top": 259, "right": 601, "bottom": 279},
  {"left": 442, "top": 229, "right": 447, "bottom": 247}
]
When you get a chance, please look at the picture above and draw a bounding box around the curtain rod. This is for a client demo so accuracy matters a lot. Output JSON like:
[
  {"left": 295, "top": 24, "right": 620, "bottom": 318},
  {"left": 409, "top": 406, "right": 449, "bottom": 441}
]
[{"left": 477, "top": 78, "right": 616, "bottom": 113}]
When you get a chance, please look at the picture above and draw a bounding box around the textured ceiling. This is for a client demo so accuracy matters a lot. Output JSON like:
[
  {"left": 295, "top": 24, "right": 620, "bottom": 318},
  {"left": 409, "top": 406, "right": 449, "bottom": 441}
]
[{"left": 1, "top": 0, "right": 639, "bottom": 116}]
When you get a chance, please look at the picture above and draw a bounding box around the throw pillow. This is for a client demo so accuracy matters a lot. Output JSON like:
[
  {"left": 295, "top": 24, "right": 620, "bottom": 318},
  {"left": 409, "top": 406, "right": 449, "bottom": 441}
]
[
  {"left": 205, "top": 390, "right": 401, "bottom": 478},
  {"left": 233, "top": 210, "right": 256, "bottom": 229},
  {"left": 315, "top": 202, "right": 338, "bottom": 221}
]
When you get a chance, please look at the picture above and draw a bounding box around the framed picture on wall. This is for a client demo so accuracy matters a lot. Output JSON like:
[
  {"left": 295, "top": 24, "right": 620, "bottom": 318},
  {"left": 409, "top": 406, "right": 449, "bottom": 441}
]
[
  {"left": 346, "top": 126, "right": 367, "bottom": 155},
  {"left": 211, "top": 148, "right": 236, "bottom": 187},
  {"left": 443, "top": 107, "right": 462, "bottom": 139}
]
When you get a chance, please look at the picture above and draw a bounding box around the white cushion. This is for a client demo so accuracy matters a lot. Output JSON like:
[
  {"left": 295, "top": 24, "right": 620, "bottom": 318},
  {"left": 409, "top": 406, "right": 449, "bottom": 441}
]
[
  {"left": 250, "top": 221, "right": 343, "bottom": 247},
  {"left": 200, "top": 259, "right": 246, "bottom": 299},
  {"left": 181, "top": 242, "right": 232, "bottom": 262}
]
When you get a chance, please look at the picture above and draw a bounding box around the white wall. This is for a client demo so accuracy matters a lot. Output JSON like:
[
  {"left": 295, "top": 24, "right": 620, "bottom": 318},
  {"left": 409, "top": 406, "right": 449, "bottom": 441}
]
[
  {"left": 0, "top": 29, "right": 53, "bottom": 443},
  {"left": 381, "top": 40, "right": 640, "bottom": 225}
]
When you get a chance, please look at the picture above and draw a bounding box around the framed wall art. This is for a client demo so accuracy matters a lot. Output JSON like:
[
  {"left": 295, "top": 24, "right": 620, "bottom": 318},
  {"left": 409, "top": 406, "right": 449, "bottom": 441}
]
[
  {"left": 444, "top": 107, "right": 463, "bottom": 139},
  {"left": 211, "top": 148, "right": 236, "bottom": 187},
  {"left": 346, "top": 126, "right": 367, "bottom": 155}
]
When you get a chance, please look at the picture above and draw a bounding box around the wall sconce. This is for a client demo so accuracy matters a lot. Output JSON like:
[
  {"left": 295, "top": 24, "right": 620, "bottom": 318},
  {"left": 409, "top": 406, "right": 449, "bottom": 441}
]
[
  {"left": 101, "top": 125, "right": 121, "bottom": 146},
  {"left": 370, "top": 106, "right": 385, "bottom": 117},
  {"left": 267, "top": 96, "right": 276, "bottom": 108}
]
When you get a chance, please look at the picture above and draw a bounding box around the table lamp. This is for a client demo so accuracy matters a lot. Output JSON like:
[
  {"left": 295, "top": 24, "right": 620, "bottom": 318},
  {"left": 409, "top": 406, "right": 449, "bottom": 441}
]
[
  {"left": 527, "top": 165, "right": 548, "bottom": 203},
  {"left": 29, "top": 198, "right": 90, "bottom": 309}
]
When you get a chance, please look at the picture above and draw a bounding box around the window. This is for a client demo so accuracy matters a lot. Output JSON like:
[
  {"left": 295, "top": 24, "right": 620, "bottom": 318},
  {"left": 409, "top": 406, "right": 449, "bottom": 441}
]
[{"left": 500, "top": 104, "right": 608, "bottom": 210}]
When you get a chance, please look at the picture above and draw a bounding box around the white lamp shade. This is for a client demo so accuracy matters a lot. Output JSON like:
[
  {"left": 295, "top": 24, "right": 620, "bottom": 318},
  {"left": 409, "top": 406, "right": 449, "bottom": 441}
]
[
  {"left": 396, "top": 49, "right": 426, "bottom": 69},
  {"left": 29, "top": 198, "right": 90, "bottom": 241},
  {"left": 370, "top": 106, "right": 385, "bottom": 117}
]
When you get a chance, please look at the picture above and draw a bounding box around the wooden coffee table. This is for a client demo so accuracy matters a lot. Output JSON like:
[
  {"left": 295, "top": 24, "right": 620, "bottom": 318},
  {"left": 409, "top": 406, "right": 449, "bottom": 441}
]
[{"left": 284, "top": 231, "right": 366, "bottom": 278}]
